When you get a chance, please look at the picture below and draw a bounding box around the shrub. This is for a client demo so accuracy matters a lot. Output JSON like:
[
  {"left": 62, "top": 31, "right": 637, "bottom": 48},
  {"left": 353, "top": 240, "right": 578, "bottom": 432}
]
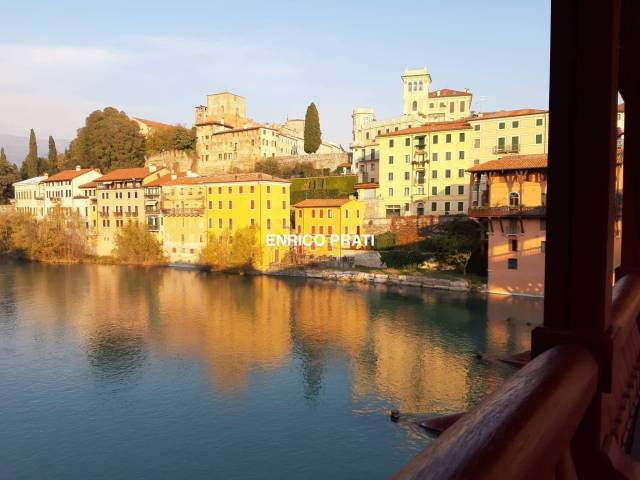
[
  {"left": 373, "top": 231, "right": 397, "bottom": 251},
  {"left": 32, "top": 206, "right": 87, "bottom": 262},
  {"left": 379, "top": 249, "right": 425, "bottom": 269},
  {"left": 113, "top": 222, "right": 166, "bottom": 265},
  {"left": 201, "top": 226, "right": 261, "bottom": 271}
]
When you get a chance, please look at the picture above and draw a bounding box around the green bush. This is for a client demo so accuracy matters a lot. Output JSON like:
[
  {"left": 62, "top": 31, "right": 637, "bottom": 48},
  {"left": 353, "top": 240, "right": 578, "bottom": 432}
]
[
  {"left": 113, "top": 222, "right": 166, "bottom": 265},
  {"left": 373, "top": 232, "right": 397, "bottom": 251},
  {"left": 379, "top": 249, "right": 425, "bottom": 269}
]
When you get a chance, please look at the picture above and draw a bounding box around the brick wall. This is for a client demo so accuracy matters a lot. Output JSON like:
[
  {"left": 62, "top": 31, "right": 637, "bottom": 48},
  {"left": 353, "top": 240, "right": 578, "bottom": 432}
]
[{"left": 364, "top": 215, "right": 443, "bottom": 245}]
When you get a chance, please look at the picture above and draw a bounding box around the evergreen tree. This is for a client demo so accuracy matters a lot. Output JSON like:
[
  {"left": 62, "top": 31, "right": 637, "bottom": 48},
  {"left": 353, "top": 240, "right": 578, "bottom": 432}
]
[
  {"left": 22, "top": 129, "right": 39, "bottom": 179},
  {"left": 304, "top": 103, "right": 322, "bottom": 154},
  {"left": 47, "top": 136, "right": 58, "bottom": 174},
  {"left": 0, "top": 147, "right": 20, "bottom": 204}
]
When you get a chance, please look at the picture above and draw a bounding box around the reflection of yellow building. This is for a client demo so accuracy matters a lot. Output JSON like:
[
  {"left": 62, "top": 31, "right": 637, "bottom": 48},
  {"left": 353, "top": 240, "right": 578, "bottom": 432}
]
[
  {"left": 203, "top": 173, "right": 291, "bottom": 270},
  {"left": 293, "top": 198, "right": 364, "bottom": 257}
]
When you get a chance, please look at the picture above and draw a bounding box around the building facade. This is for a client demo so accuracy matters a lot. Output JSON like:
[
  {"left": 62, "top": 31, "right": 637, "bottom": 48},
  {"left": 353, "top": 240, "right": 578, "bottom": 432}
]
[
  {"left": 95, "top": 166, "right": 170, "bottom": 256},
  {"left": 13, "top": 175, "right": 47, "bottom": 218},
  {"left": 293, "top": 198, "right": 364, "bottom": 257},
  {"left": 40, "top": 167, "right": 103, "bottom": 224}
]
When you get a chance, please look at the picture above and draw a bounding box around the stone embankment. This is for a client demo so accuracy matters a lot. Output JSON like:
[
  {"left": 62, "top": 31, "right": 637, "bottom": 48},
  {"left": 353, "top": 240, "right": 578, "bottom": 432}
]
[{"left": 266, "top": 268, "right": 473, "bottom": 292}]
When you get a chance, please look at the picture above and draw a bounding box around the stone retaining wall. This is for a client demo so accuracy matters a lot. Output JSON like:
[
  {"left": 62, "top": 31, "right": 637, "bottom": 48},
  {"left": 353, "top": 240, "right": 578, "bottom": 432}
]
[{"left": 266, "top": 268, "right": 472, "bottom": 292}]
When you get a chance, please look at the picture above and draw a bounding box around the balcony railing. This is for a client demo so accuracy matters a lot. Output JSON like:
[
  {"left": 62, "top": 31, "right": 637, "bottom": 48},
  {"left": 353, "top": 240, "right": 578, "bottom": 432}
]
[
  {"left": 162, "top": 208, "right": 204, "bottom": 217},
  {"left": 147, "top": 224, "right": 160, "bottom": 232},
  {"left": 492, "top": 144, "right": 521, "bottom": 154},
  {"left": 113, "top": 211, "right": 123, "bottom": 217},
  {"left": 468, "top": 205, "right": 546, "bottom": 218},
  {"left": 125, "top": 211, "right": 137, "bottom": 217},
  {"left": 414, "top": 144, "right": 427, "bottom": 151}
]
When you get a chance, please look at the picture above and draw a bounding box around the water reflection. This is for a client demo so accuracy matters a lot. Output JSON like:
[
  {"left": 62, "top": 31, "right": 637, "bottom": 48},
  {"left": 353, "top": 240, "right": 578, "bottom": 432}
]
[{"left": 5, "top": 261, "right": 541, "bottom": 413}]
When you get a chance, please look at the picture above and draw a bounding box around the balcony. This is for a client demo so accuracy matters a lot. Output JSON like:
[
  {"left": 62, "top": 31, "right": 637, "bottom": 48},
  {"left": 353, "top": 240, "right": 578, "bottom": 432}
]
[
  {"left": 125, "top": 211, "right": 137, "bottom": 217},
  {"left": 492, "top": 144, "right": 521, "bottom": 155},
  {"left": 162, "top": 208, "right": 204, "bottom": 217},
  {"left": 414, "top": 143, "right": 427, "bottom": 152},
  {"left": 113, "top": 211, "right": 123, "bottom": 217},
  {"left": 147, "top": 224, "right": 160, "bottom": 232},
  {"left": 468, "top": 205, "right": 546, "bottom": 218}
]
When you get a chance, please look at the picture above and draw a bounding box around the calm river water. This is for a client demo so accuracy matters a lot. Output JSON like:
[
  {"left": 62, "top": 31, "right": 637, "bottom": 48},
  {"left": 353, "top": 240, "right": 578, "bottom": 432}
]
[{"left": 0, "top": 260, "right": 542, "bottom": 479}]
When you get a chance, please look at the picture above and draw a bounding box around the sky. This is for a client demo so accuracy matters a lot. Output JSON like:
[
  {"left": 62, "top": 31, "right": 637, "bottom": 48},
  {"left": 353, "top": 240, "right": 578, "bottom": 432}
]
[{"left": 0, "top": 0, "right": 551, "bottom": 148}]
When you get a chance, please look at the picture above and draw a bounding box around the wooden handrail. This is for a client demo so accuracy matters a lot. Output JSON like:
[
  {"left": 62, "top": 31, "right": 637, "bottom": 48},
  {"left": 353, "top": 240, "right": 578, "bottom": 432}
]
[{"left": 393, "top": 345, "right": 598, "bottom": 480}]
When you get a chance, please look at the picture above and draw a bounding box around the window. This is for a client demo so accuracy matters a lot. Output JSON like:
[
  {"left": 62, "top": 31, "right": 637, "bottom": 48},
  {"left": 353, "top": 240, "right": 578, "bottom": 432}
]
[
  {"left": 431, "top": 202, "right": 437, "bottom": 211},
  {"left": 444, "top": 201, "right": 450, "bottom": 212},
  {"left": 432, "top": 170, "right": 438, "bottom": 179},
  {"left": 412, "top": 101, "right": 417, "bottom": 112},
  {"left": 433, "top": 135, "right": 438, "bottom": 144},
  {"left": 228, "top": 200, "right": 233, "bottom": 209},
  {"left": 218, "top": 200, "right": 223, "bottom": 209},
  {"left": 404, "top": 187, "right": 410, "bottom": 196},
  {"left": 509, "top": 192, "right": 520, "bottom": 207},
  {"left": 459, "top": 132, "right": 465, "bottom": 142},
  {"left": 540, "top": 219, "right": 547, "bottom": 231},
  {"left": 388, "top": 172, "right": 394, "bottom": 181},
  {"left": 508, "top": 258, "right": 518, "bottom": 270},
  {"left": 512, "top": 120, "right": 519, "bottom": 128},
  {"left": 388, "top": 156, "right": 394, "bottom": 164},
  {"left": 536, "top": 134, "right": 543, "bottom": 144},
  {"left": 345, "top": 209, "right": 349, "bottom": 219},
  {"left": 449, "top": 102, "right": 454, "bottom": 113},
  {"left": 389, "top": 139, "right": 394, "bottom": 147},
  {"left": 282, "top": 200, "right": 286, "bottom": 209},
  {"left": 319, "top": 209, "right": 324, "bottom": 218},
  {"left": 405, "top": 138, "right": 410, "bottom": 146},
  {"left": 311, "top": 209, "right": 315, "bottom": 218},
  {"left": 511, "top": 136, "right": 519, "bottom": 146},
  {"left": 388, "top": 188, "right": 394, "bottom": 196},
  {"left": 431, "top": 186, "right": 437, "bottom": 195},
  {"left": 328, "top": 210, "right": 333, "bottom": 219},
  {"left": 474, "top": 139, "right": 480, "bottom": 148},
  {"left": 458, "top": 185, "right": 465, "bottom": 195},
  {"left": 510, "top": 239, "right": 518, "bottom": 251},
  {"left": 218, "top": 218, "right": 223, "bottom": 228},
  {"left": 498, "top": 122, "right": 506, "bottom": 129},
  {"left": 458, "top": 202, "right": 464, "bottom": 212},
  {"left": 459, "top": 151, "right": 465, "bottom": 160},
  {"left": 298, "top": 209, "right": 302, "bottom": 218},
  {"left": 446, "top": 134, "right": 452, "bottom": 143},
  {"left": 266, "top": 200, "right": 271, "bottom": 209},
  {"left": 228, "top": 218, "right": 233, "bottom": 230},
  {"left": 444, "top": 186, "right": 451, "bottom": 195},
  {"left": 458, "top": 169, "right": 465, "bottom": 178},
  {"left": 250, "top": 199, "right": 255, "bottom": 209},
  {"left": 405, "top": 155, "right": 411, "bottom": 164},
  {"left": 445, "top": 169, "right": 451, "bottom": 178},
  {"left": 250, "top": 186, "right": 255, "bottom": 193},
  {"left": 536, "top": 118, "right": 544, "bottom": 126},
  {"left": 474, "top": 124, "right": 480, "bottom": 131},
  {"left": 267, "top": 219, "right": 271, "bottom": 229},
  {"left": 445, "top": 152, "right": 452, "bottom": 161},
  {"left": 432, "top": 152, "right": 438, "bottom": 162},
  {"left": 404, "top": 171, "right": 410, "bottom": 181},
  {"left": 267, "top": 186, "right": 271, "bottom": 193}
]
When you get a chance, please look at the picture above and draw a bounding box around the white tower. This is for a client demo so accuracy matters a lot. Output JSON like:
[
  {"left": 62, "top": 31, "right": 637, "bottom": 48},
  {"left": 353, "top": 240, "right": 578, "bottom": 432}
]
[{"left": 402, "top": 67, "right": 431, "bottom": 116}]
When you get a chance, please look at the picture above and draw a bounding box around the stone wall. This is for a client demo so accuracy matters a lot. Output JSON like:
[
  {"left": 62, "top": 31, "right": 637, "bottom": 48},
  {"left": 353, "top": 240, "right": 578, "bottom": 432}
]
[
  {"left": 145, "top": 150, "right": 196, "bottom": 173},
  {"left": 274, "top": 152, "right": 349, "bottom": 172},
  {"left": 363, "top": 215, "right": 443, "bottom": 245}
]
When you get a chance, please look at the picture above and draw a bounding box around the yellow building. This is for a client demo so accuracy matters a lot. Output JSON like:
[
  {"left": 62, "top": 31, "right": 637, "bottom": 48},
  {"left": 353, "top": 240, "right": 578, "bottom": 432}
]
[
  {"left": 146, "top": 174, "right": 207, "bottom": 263},
  {"left": 374, "top": 120, "right": 472, "bottom": 217},
  {"left": 95, "top": 166, "right": 170, "bottom": 256},
  {"left": 202, "top": 172, "right": 291, "bottom": 270},
  {"left": 293, "top": 198, "right": 364, "bottom": 257}
]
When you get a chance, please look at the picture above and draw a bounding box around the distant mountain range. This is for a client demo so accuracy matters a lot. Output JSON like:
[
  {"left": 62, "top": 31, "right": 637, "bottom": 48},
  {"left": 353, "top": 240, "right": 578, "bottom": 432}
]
[{"left": 0, "top": 134, "right": 71, "bottom": 166}]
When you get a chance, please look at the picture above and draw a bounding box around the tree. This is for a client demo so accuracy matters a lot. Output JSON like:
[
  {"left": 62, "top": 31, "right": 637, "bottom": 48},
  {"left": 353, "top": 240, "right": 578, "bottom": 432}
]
[
  {"left": 427, "top": 219, "right": 480, "bottom": 275},
  {"left": 47, "top": 136, "right": 58, "bottom": 174},
  {"left": 0, "top": 147, "right": 20, "bottom": 204},
  {"left": 201, "top": 226, "right": 261, "bottom": 271},
  {"left": 174, "top": 126, "right": 196, "bottom": 150},
  {"left": 304, "top": 102, "right": 322, "bottom": 154},
  {"left": 254, "top": 158, "right": 282, "bottom": 176},
  {"left": 113, "top": 222, "right": 166, "bottom": 265},
  {"left": 21, "top": 129, "right": 40, "bottom": 179},
  {"left": 68, "top": 107, "right": 146, "bottom": 172},
  {"left": 32, "top": 205, "right": 87, "bottom": 262}
]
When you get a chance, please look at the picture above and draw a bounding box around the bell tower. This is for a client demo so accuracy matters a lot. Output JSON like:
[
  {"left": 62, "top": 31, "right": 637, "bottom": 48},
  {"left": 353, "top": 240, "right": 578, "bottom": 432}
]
[{"left": 402, "top": 67, "right": 431, "bottom": 116}]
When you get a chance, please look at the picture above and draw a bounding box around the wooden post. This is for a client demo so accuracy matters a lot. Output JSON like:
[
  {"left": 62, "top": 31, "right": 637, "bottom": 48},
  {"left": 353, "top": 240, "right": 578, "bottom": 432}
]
[{"left": 619, "top": 0, "right": 640, "bottom": 275}]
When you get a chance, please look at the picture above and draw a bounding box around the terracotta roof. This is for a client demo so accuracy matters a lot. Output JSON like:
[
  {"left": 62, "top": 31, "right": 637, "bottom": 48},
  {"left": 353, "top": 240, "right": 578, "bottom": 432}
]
[
  {"left": 133, "top": 118, "right": 174, "bottom": 129},
  {"left": 79, "top": 180, "right": 99, "bottom": 189},
  {"left": 378, "top": 120, "right": 472, "bottom": 137},
  {"left": 470, "top": 109, "right": 547, "bottom": 121},
  {"left": 41, "top": 168, "right": 97, "bottom": 183},
  {"left": 468, "top": 154, "right": 548, "bottom": 173},
  {"left": 200, "top": 172, "right": 290, "bottom": 184},
  {"left": 146, "top": 173, "right": 199, "bottom": 187},
  {"left": 97, "top": 167, "right": 159, "bottom": 182},
  {"left": 294, "top": 198, "right": 352, "bottom": 208},
  {"left": 429, "top": 88, "right": 471, "bottom": 98},
  {"left": 337, "top": 162, "right": 352, "bottom": 168},
  {"left": 354, "top": 182, "right": 379, "bottom": 190}
]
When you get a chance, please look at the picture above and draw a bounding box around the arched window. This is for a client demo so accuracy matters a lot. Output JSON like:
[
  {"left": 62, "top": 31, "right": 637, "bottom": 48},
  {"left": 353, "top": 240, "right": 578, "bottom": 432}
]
[
  {"left": 509, "top": 192, "right": 520, "bottom": 207},
  {"left": 419, "top": 80, "right": 423, "bottom": 91},
  {"left": 412, "top": 100, "right": 418, "bottom": 112}
]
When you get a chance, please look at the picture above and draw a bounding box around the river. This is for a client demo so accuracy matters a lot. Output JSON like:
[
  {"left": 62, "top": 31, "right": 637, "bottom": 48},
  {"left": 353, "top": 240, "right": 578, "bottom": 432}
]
[{"left": 0, "top": 260, "right": 542, "bottom": 479}]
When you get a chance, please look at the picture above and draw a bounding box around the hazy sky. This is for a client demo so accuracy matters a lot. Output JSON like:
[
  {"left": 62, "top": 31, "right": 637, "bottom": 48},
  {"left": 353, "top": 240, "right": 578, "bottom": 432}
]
[{"left": 0, "top": 0, "right": 550, "bottom": 147}]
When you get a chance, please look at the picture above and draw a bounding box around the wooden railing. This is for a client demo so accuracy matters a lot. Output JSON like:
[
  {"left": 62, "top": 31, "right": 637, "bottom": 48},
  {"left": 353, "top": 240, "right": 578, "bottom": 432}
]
[
  {"left": 393, "top": 345, "right": 598, "bottom": 479},
  {"left": 468, "top": 205, "right": 546, "bottom": 218}
]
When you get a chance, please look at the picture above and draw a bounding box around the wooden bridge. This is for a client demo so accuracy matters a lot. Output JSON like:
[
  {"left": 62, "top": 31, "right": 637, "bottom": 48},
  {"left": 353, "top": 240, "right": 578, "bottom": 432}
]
[{"left": 394, "top": 1, "right": 640, "bottom": 478}]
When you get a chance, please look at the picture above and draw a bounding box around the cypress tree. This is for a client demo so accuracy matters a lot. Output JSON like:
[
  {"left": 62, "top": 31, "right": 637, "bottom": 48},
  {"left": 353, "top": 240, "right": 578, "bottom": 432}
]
[
  {"left": 304, "top": 103, "right": 322, "bottom": 154},
  {"left": 22, "top": 129, "right": 39, "bottom": 178},
  {"left": 48, "top": 136, "right": 58, "bottom": 173}
]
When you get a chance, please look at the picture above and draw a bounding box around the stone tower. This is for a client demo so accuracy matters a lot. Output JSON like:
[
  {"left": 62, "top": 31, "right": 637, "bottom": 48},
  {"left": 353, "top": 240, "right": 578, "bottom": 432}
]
[{"left": 402, "top": 67, "right": 431, "bottom": 116}]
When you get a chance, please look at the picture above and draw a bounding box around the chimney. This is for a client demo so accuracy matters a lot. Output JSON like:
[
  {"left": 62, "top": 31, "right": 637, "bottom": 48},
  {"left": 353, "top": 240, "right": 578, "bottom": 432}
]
[
  {"left": 75, "top": 165, "right": 81, "bottom": 171},
  {"left": 43, "top": 173, "right": 49, "bottom": 178},
  {"left": 149, "top": 165, "right": 157, "bottom": 173}
]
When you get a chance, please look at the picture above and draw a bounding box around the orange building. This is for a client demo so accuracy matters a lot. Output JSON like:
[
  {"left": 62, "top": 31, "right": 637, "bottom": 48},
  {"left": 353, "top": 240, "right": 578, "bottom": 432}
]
[{"left": 468, "top": 154, "right": 622, "bottom": 296}]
